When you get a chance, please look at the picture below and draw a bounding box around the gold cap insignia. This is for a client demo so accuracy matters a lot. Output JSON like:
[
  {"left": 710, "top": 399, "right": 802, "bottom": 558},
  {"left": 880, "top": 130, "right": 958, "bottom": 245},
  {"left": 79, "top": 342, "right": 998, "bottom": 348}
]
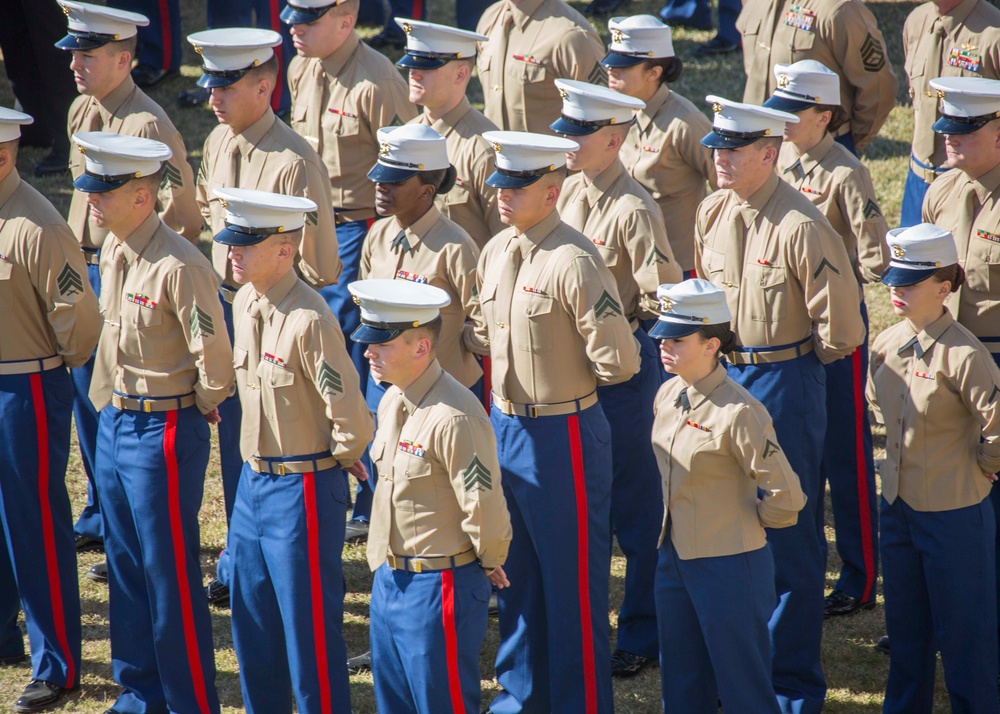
[
  {"left": 352, "top": 295, "right": 361, "bottom": 305},
  {"left": 777, "top": 74, "right": 790, "bottom": 88},
  {"left": 379, "top": 142, "right": 391, "bottom": 157},
  {"left": 660, "top": 297, "right": 674, "bottom": 312},
  {"left": 277, "top": 226, "right": 285, "bottom": 233},
  {"left": 611, "top": 29, "right": 623, "bottom": 44},
  {"left": 193, "top": 45, "right": 203, "bottom": 55},
  {"left": 219, "top": 198, "right": 228, "bottom": 208},
  {"left": 491, "top": 141, "right": 502, "bottom": 153},
  {"left": 936, "top": 89, "right": 946, "bottom": 99},
  {"left": 62, "top": 4, "right": 70, "bottom": 16},
  {"left": 133, "top": 171, "right": 141, "bottom": 178},
  {"left": 412, "top": 321, "right": 420, "bottom": 327},
  {"left": 559, "top": 87, "right": 568, "bottom": 100},
  {"left": 712, "top": 102, "right": 723, "bottom": 114},
  {"left": 402, "top": 22, "right": 412, "bottom": 34},
  {"left": 892, "top": 244, "right": 905, "bottom": 258},
  {"left": 77, "top": 145, "right": 86, "bottom": 154}
]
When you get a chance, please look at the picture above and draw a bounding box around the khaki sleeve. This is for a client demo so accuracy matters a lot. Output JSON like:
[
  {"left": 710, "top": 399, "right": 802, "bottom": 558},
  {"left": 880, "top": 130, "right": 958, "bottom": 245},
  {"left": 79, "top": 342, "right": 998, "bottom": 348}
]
[
  {"left": 731, "top": 401, "right": 806, "bottom": 529},
  {"left": 435, "top": 413, "right": 512, "bottom": 569},
  {"left": 363, "top": 72, "right": 417, "bottom": 130},
  {"left": 473, "top": 144, "right": 504, "bottom": 239},
  {"left": 838, "top": 166, "right": 889, "bottom": 283},
  {"left": 560, "top": 253, "right": 640, "bottom": 386},
  {"left": 287, "top": 54, "right": 305, "bottom": 104},
  {"left": 447, "top": 238, "right": 488, "bottom": 357},
  {"left": 137, "top": 120, "right": 204, "bottom": 245},
  {"left": 196, "top": 135, "right": 213, "bottom": 228},
  {"left": 627, "top": 206, "right": 682, "bottom": 320},
  {"left": 955, "top": 348, "right": 1000, "bottom": 476},
  {"left": 359, "top": 224, "right": 374, "bottom": 280},
  {"left": 828, "top": 4, "right": 898, "bottom": 153},
  {"left": 866, "top": 331, "right": 887, "bottom": 424},
  {"left": 299, "top": 316, "right": 374, "bottom": 465},
  {"left": 166, "top": 264, "right": 234, "bottom": 413},
  {"left": 679, "top": 110, "right": 718, "bottom": 191},
  {"left": 279, "top": 157, "right": 341, "bottom": 289},
  {"left": 28, "top": 221, "right": 102, "bottom": 367},
  {"left": 786, "top": 219, "right": 865, "bottom": 363},
  {"left": 553, "top": 25, "right": 607, "bottom": 86},
  {"left": 469, "top": 247, "right": 492, "bottom": 353},
  {"left": 921, "top": 177, "right": 945, "bottom": 224}
]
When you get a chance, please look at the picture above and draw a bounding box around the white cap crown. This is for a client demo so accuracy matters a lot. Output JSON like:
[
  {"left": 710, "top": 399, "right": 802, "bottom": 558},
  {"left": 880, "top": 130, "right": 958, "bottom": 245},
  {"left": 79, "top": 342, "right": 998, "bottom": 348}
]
[
  {"left": 656, "top": 279, "right": 731, "bottom": 326},
  {"left": 707, "top": 95, "right": 799, "bottom": 136},
  {"left": 929, "top": 76, "right": 1000, "bottom": 119},
  {"left": 349, "top": 278, "right": 451, "bottom": 327},
  {"left": 772, "top": 60, "right": 841, "bottom": 106},
  {"left": 187, "top": 28, "right": 282, "bottom": 72},
  {"left": 607, "top": 15, "right": 674, "bottom": 59},
  {"left": 213, "top": 187, "right": 318, "bottom": 233},
  {"left": 60, "top": 1, "right": 148, "bottom": 40},
  {"left": 886, "top": 223, "right": 959, "bottom": 271},
  {"left": 72, "top": 131, "right": 172, "bottom": 178},
  {"left": 376, "top": 125, "right": 450, "bottom": 172},
  {"left": 396, "top": 18, "right": 487, "bottom": 58},
  {"left": 0, "top": 107, "right": 33, "bottom": 143},
  {"left": 482, "top": 130, "right": 578, "bottom": 172},
  {"left": 555, "top": 78, "right": 645, "bottom": 124}
]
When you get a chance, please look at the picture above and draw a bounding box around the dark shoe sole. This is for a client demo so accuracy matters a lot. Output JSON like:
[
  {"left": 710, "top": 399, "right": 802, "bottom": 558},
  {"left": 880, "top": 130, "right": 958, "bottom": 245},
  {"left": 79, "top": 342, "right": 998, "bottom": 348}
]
[
  {"left": 86, "top": 564, "right": 108, "bottom": 584},
  {"left": 824, "top": 599, "right": 876, "bottom": 619}
]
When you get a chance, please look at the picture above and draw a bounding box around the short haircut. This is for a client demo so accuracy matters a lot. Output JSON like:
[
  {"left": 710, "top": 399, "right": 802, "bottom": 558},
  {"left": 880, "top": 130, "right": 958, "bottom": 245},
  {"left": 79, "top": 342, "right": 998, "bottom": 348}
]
[
  {"left": 330, "top": 0, "right": 359, "bottom": 19},
  {"left": 106, "top": 35, "right": 138, "bottom": 61},
  {"left": 246, "top": 54, "right": 279, "bottom": 82},
  {"left": 133, "top": 167, "right": 164, "bottom": 197},
  {"left": 756, "top": 136, "right": 783, "bottom": 155},
  {"left": 0, "top": 138, "right": 20, "bottom": 161},
  {"left": 540, "top": 165, "right": 568, "bottom": 189},
  {"left": 405, "top": 317, "right": 443, "bottom": 348}
]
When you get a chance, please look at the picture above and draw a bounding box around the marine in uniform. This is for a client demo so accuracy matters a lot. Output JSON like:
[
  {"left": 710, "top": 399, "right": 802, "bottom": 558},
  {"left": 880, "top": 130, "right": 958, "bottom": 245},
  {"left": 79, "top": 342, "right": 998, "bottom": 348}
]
[
  {"left": 900, "top": 0, "right": 1000, "bottom": 226},
  {"left": 601, "top": 15, "right": 716, "bottom": 277},
  {"left": 694, "top": 97, "right": 865, "bottom": 713},
  {"left": 57, "top": 1, "right": 203, "bottom": 558},
  {"left": 920, "top": 76, "right": 1000, "bottom": 672},
  {"left": 476, "top": 0, "right": 606, "bottom": 135},
  {"left": 551, "top": 78, "right": 679, "bottom": 678},
  {"left": 399, "top": 19, "right": 504, "bottom": 249},
  {"left": 474, "top": 131, "right": 640, "bottom": 714},
  {"left": 868, "top": 223, "right": 1000, "bottom": 714},
  {"left": 0, "top": 108, "right": 101, "bottom": 714},
  {"left": 282, "top": 0, "right": 416, "bottom": 385},
  {"left": 736, "top": 0, "right": 898, "bottom": 155},
  {"left": 213, "top": 188, "right": 373, "bottom": 714},
  {"left": 351, "top": 125, "right": 485, "bottom": 537},
  {"left": 350, "top": 279, "right": 512, "bottom": 714},
  {"left": 650, "top": 279, "right": 805, "bottom": 714},
  {"left": 192, "top": 27, "right": 341, "bottom": 603},
  {"left": 75, "top": 132, "right": 234, "bottom": 714},
  {"left": 765, "top": 60, "right": 889, "bottom": 618}
]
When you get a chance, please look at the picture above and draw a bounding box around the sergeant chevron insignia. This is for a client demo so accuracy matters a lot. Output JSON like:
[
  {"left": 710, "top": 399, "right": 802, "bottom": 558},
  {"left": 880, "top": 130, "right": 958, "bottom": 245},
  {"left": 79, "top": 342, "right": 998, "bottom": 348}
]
[
  {"left": 990, "top": 385, "right": 999, "bottom": 405},
  {"left": 318, "top": 362, "right": 343, "bottom": 396},
  {"left": 588, "top": 61, "right": 608, "bottom": 86},
  {"left": 863, "top": 198, "right": 882, "bottom": 220},
  {"left": 860, "top": 32, "right": 886, "bottom": 72},
  {"left": 594, "top": 290, "right": 623, "bottom": 319},
  {"left": 762, "top": 439, "right": 782, "bottom": 459},
  {"left": 189, "top": 306, "right": 215, "bottom": 338},
  {"left": 812, "top": 257, "right": 840, "bottom": 279},
  {"left": 57, "top": 262, "right": 84, "bottom": 297},
  {"left": 645, "top": 247, "right": 671, "bottom": 267},
  {"left": 305, "top": 210, "right": 319, "bottom": 226},
  {"left": 159, "top": 162, "right": 183, "bottom": 189},
  {"left": 463, "top": 456, "right": 493, "bottom": 492}
]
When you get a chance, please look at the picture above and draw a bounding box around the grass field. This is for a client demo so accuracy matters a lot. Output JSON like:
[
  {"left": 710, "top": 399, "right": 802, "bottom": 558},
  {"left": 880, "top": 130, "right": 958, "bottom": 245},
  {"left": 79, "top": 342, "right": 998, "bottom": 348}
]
[{"left": 0, "top": 0, "right": 954, "bottom": 711}]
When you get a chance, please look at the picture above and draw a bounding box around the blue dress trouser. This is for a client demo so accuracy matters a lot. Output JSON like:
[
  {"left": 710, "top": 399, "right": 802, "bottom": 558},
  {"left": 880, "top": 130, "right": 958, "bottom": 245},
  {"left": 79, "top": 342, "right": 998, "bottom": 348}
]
[
  {"left": 71, "top": 260, "right": 103, "bottom": 540},
  {"left": 97, "top": 404, "right": 219, "bottom": 714},
  {"left": 900, "top": 167, "right": 933, "bottom": 229},
  {"left": 656, "top": 537, "right": 779, "bottom": 714},
  {"left": 598, "top": 328, "right": 662, "bottom": 660},
  {"left": 321, "top": 220, "right": 371, "bottom": 388},
  {"left": 229, "top": 461, "right": 352, "bottom": 714},
  {"left": 727, "top": 353, "right": 827, "bottom": 714},
  {"left": 823, "top": 303, "right": 877, "bottom": 602},
  {"left": 371, "top": 562, "right": 491, "bottom": 714},
  {"left": 0, "top": 367, "right": 81, "bottom": 688},
  {"left": 659, "top": 0, "right": 741, "bottom": 44},
  {"left": 490, "top": 403, "right": 614, "bottom": 714},
  {"left": 881, "top": 496, "right": 998, "bottom": 714},
  {"left": 105, "top": 0, "right": 182, "bottom": 72}
]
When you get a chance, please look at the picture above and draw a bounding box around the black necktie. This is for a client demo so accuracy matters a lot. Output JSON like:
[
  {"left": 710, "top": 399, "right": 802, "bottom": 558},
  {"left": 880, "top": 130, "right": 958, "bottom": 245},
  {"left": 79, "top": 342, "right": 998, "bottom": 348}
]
[
  {"left": 897, "top": 335, "right": 924, "bottom": 359},
  {"left": 675, "top": 388, "right": 690, "bottom": 412},
  {"left": 391, "top": 230, "right": 410, "bottom": 254}
]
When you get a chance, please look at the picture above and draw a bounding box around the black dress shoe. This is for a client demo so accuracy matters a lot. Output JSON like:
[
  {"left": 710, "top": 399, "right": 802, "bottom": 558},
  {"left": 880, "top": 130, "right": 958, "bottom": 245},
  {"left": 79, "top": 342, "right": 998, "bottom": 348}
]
[
  {"left": 823, "top": 589, "right": 875, "bottom": 618},
  {"left": 74, "top": 533, "right": 104, "bottom": 553},
  {"left": 131, "top": 65, "right": 175, "bottom": 88},
  {"left": 610, "top": 649, "right": 656, "bottom": 678},
  {"left": 87, "top": 561, "right": 108, "bottom": 584},
  {"left": 177, "top": 86, "right": 211, "bottom": 108},
  {"left": 584, "top": 0, "right": 628, "bottom": 16},
  {"left": 694, "top": 36, "right": 741, "bottom": 56},
  {"left": 344, "top": 519, "right": 369, "bottom": 544},
  {"left": 488, "top": 591, "right": 498, "bottom": 617},
  {"left": 15, "top": 680, "right": 69, "bottom": 713},
  {"left": 367, "top": 30, "right": 405, "bottom": 50},
  {"left": 874, "top": 635, "right": 890, "bottom": 655},
  {"left": 0, "top": 653, "right": 27, "bottom": 666},
  {"left": 347, "top": 650, "right": 372, "bottom": 674},
  {"left": 205, "top": 579, "right": 230, "bottom": 607},
  {"left": 33, "top": 151, "right": 69, "bottom": 177}
]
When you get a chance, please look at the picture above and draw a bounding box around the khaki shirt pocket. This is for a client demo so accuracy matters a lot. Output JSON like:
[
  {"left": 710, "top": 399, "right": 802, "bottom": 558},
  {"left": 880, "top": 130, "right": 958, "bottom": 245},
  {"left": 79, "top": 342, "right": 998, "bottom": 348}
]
[
  {"left": 370, "top": 440, "right": 388, "bottom": 481},
  {"left": 398, "top": 455, "right": 436, "bottom": 511},
  {"left": 0, "top": 259, "right": 12, "bottom": 301},
  {"left": 966, "top": 232, "right": 1000, "bottom": 294},
  {"left": 442, "top": 183, "right": 472, "bottom": 209},
  {"left": 519, "top": 61, "right": 547, "bottom": 85},
  {"left": 747, "top": 263, "right": 787, "bottom": 322},
  {"left": 478, "top": 281, "right": 498, "bottom": 331},
  {"left": 259, "top": 361, "right": 298, "bottom": 422},
  {"left": 516, "top": 292, "right": 555, "bottom": 353},
  {"left": 594, "top": 242, "right": 620, "bottom": 270},
  {"left": 233, "top": 345, "right": 248, "bottom": 370},
  {"left": 788, "top": 28, "right": 816, "bottom": 61},
  {"left": 701, "top": 247, "right": 727, "bottom": 278}
]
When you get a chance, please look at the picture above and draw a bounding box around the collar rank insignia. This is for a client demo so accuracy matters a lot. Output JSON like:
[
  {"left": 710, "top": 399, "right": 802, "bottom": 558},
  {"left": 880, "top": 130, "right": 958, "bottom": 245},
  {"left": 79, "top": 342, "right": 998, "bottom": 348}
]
[
  {"left": 263, "top": 353, "right": 286, "bottom": 367},
  {"left": 783, "top": 5, "right": 816, "bottom": 31},
  {"left": 395, "top": 269, "right": 428, "bottom": 284},
  {"left": 685, "top": 419, "right": 711, "bottom": 433},
  {"left": 949, "top": 47, "right": 981, "bottom": 73},
  {"left": 977, "top": 229, "right": 1000, "bottom": 244},
  {"left": 398, "top": 439, "right": 425, "bottom": 458},
  {"left": 126, "top": 292, "right": 157, "bottom": 309},
  {"left": 914, "top": 371, "right": 935, "bottom": 380}
]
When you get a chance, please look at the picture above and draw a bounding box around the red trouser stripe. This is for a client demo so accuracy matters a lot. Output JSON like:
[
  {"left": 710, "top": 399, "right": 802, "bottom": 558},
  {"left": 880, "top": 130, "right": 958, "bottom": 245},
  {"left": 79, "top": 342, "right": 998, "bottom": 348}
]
[
  {"left": 268, "top": 0, "right": 283, "bottom": 112},
  {"left": 164, "top": 411, "right": 210, "bottom": 714},
  {"left": 441, "top": 569, "right": 464, "bottom": 712},
  {"left": 29, "top": 374, "right": 75, "bottom": 687},
  {"left": 157, "top": 0, "right": 172, "bottom": 69},
  {"left": 567, "top": 415, "right": 597, "bottom": 714},
  {"left": 851, "top": 347, "right": 876, "bottom": 601},
  {"left": 412, "top": 0, "right": 424, "bottom": 19},
  {"left": 303, "top": 472, "right": 332, "bottom": 714},
  {"left": 481, "top": 356, "right": 492, "bottom": 415}
]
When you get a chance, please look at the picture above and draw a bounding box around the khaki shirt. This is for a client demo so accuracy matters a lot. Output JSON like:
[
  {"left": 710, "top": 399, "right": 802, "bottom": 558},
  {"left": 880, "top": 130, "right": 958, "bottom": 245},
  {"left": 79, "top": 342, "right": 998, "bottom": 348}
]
[
  {"left": 67, "top": 76, "right": 202, "bottom": 248},
  {"left": 94, "top": 213, "right": 234, "bottom": 413},
  {"left": 369, "top": 360, "right": 512, "bottom": 570},
  {"left": 476, "top": 0, "right": 606, "bottom": 134},
  {"left": 777, "top": 132, "right": 889, "bottom": 286},
  {"left": 922, "top": 161, "right": 1000, "bottom": 351},
  {"left": 360, "top": 205, "right": 483, "bottom": 388},
  {"left": 197, "top": 109, "right": 341, "bottom": 290},
  {"left": 0, "top": 169, "right": 101, "bottom": 368},
  {"left": 737, "top": 0, "right": 898, "bottom": 154},
  {"left": 903, "top": 0, "right": 1000, "bottom": 179},
  {"left": 556, "top": 158, "right": 682, "bottom": 321},
  {"left": 868, "top": 310, "right": 1000, "bottom": 511},
  {"left": 694, "top": 173, "right": 865, "bottom": 363},
  {"left": 474, "top": 211, "right": 640, "bottom": 404},
  {"left": 409, "top": 98, "right": 504, "bottom": 248},
  {"left": 652, "top": 363, "right": 806, "bottom": 559},
  {"left": 233, "top": 270, "right": 373, "bottom": 464},
  {"left": 619, "top": 84, "right": 717, "bottom": 273},
  {"left": 287, "top": 32, "right": 416, "bottom": 217}
]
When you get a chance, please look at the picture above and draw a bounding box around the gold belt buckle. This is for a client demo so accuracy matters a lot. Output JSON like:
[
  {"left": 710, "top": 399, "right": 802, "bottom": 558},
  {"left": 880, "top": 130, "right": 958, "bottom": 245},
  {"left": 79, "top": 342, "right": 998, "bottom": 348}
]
[
  {"left": 276, "top": 462, "right": 287, "bottom": 476},
  {"left": 143, "top": 400, "right": 152, "bottom": 413},
  {"left": 412, "top": 559, "right": 423, "bottom": 573}
]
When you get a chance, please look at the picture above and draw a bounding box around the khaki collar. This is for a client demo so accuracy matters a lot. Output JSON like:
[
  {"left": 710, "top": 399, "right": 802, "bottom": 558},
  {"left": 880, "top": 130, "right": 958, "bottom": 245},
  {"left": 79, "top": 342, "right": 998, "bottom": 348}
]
[
  {"left": 511, "top": 0, "right": 545, "bottom": 28},
  {"left": 685, "top": 362, "right": 729, "bottom": 410},
  {"left": 424, "top": 96, "right": 473, "bottom": 137},
  {"left": 0, "top": 169, "right": 21, "bottom": 208},
  {"left": 636, "top": 84, "right": 670, "bottom": 134},
  {"left": 512, "top": 210, "right": 561, "bottom": 258},
  {"left": 257, "top": 269, "right": 299, "bottom": 323},
  {"left": 785, "top": 131, "right": 836, "bottom": 179},
  {"left": 581, "top": 158, "right": 625, "bottom": 205},
  {"left": 96, "top": 75, "right": 137, "bottom": 124},
  {"left": 118, "top": 211, "right": 161, "bottom": 266},
  {"left": 235, "top": 108, "right": 277, "bottom": 157},
  {"left": 320, "top": 31, "right": 361, "bottom": 77},
  {"left": 737, "top": 172, "right": 780, "bottom": 227},
  {"left": 401, "top": 358, "right": 445, "bottom": 412}
]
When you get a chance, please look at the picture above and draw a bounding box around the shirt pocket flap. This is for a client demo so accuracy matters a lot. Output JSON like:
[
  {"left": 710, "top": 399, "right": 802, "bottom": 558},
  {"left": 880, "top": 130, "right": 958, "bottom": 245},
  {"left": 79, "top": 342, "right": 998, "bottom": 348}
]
[{"left": 233, "top": 345, "right": 248, "bottom": 369}]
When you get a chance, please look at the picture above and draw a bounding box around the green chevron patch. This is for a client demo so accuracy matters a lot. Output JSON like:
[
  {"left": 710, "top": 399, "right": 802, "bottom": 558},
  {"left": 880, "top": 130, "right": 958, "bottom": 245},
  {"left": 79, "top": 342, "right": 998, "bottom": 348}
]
[
  {"left": 471, "top": 283, "right": 479, "bottom": 299},
  {"left": 463, "top": 456, "right": 493, "bottom": 492},
  {"left": 56, "top": 262, "right": 84, "bottom": 297},
  {"left": 863, "top": 198, "right": 882, "bottom": 220},
  {"left": 318, "top": 362, "right": 343, "bottom": 396},
  {"left": 189, "top": 306, "right": 215, "bottom": 338},
  {"left": 159, "top": 162, "right": 183, "bottom": 190},
  {"left": 305, "top": 210, "right": 319, "bottom": 226},
  {"left": 645, "top": 246, "right": 671, "bottom": 267},
  {"left": 990, "top": 385, "right": 1000, "bottom": 405},
  {"left": 812, "top": 257, "right": 841, "bottom": 280},
  {"left": 762, "top": 439, "right": 782, "bottom": 459},
  {"left": 594, "top": 290, "right": 623, "bottom": 319},
  {"left": 588, "top": 61, "right": 608, "bottom": 86}
]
